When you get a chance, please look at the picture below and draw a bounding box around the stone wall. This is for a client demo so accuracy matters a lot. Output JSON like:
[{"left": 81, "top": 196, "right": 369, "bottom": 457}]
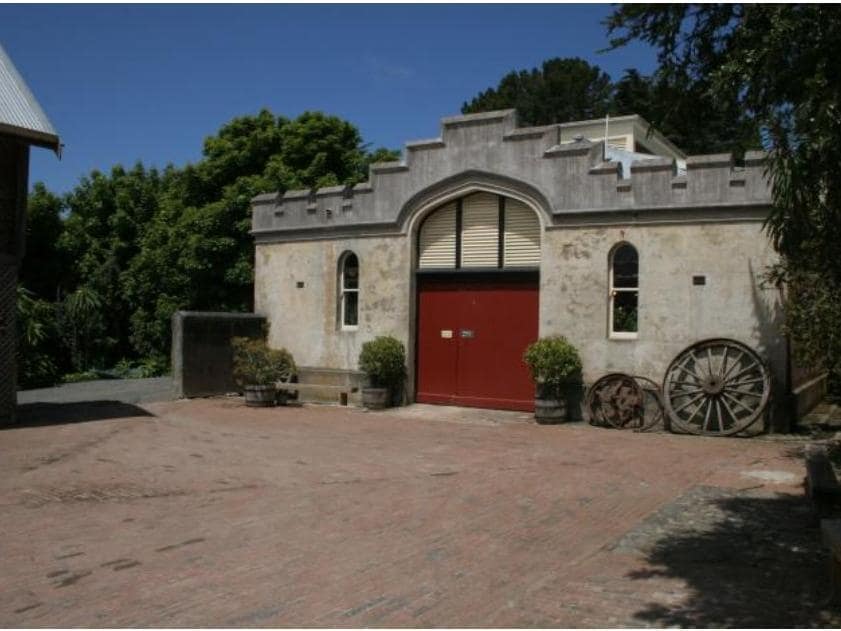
[
  {"left": 171, "top": 311, "right": 266, "bottom": 398},
  {"left": 254, "top": 235, "right": 410, "bottom": 372}
]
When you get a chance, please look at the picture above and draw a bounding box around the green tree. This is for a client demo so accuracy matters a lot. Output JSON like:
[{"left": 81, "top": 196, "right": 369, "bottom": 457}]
[
  {"left": 124, "top": 110, "right": 384, "bottom": 360},
  {"left": 16, "top": 286, "right": 61, "bottom": 388},
  {"left": 462, "top": 57, "right": 614, "bottom": 125},
  {"left": 612, "top": 69, "right": 758, "bottom": 155},
  {"left": 59, "top": 163, "right": 162, "bottom": 366},
  {"left": 22, "top": 183, "right": 67, "bottom": 301},
  {"left": 606, "top": 3, "right": 841, "bottom": 388},
  {"left": 461, "top": 56, "right": 758, "bottom": 155}
]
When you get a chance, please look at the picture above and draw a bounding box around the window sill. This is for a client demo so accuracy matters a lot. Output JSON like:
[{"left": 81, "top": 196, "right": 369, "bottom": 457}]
[
  {"left": 609, "top": 332, "right": 638, "bottom": 341},
  {"left": 340, "top": 326, "right": 358, "bottom": 333}
]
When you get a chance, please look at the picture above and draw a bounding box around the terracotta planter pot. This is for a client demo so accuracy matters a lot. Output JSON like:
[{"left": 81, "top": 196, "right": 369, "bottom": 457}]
[
  {"left": 362, "top": 387, "right": 390, "bottom": 410},
  {"left": 244, "top": 384, "right": 276, "bottom": 407}
]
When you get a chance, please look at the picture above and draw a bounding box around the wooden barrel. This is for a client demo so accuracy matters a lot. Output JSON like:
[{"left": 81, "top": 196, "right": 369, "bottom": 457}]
[{"left": 534, "top": 398, "right": 567, "bottom": 424}]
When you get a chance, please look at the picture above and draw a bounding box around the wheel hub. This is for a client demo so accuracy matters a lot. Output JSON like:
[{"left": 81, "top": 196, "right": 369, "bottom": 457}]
[{"left": 702, "top": 375, "right": 724, "bottom": 395}]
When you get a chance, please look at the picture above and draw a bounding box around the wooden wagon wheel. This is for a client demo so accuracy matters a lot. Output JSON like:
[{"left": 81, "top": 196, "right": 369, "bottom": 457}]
[
  {"left": 633, "top": 375, "right": 666, "bottom": 433},
  {"left": 662, "top": 338, "right": 771, "bottom": 436},
  {"left": 586, "top": 372, "right": 645, "bottom": 429}
]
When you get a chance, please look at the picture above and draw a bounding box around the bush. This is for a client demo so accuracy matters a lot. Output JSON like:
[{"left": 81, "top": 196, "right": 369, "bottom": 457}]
[
  {"left": 111, "top": 357, "right": 169, "bottom": 379},
  {"left": 231, "top": 336, "right": 296, "bottom": 387},
  {"left": 16, "top": 286, "right": 61, "bottom": 389},
  {"left": 358, "top": 336, "right": 406, "bottom": 389},
  {"left": 523, "top": 336, "right": 582, "bottom": 399}
]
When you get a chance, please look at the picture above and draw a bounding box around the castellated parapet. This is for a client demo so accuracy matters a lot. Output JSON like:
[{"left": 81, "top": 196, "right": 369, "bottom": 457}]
[{"left": 251, "top": 109, "right": 771, "bottom": 242}]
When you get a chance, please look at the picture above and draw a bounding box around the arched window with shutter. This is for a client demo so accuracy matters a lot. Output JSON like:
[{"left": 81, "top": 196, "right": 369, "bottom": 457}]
[{"left": 417, "top": 193, "right": 540, "bottom": 270}]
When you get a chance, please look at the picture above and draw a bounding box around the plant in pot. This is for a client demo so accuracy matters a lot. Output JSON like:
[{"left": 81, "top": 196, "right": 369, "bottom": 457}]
[
  {"left": 523, "top": 335, "right": 582, "bottom": 424},
  {"left": 358, "top": 336, "right": 406, "bottom": 410},
  {"left": 231, "top": 336, "right": 296, "bottom": 407}
]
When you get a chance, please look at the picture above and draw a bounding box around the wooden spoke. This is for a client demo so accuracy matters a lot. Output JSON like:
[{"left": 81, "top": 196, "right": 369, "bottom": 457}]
[
  {"left": 716, "top": 399, "right": 726, "bottom": 432},
  {"left": 722, "top": 390, "right": 755, "bottom": 414},
  {"left": 671, "top": 388, "right": 704, "bottom": 397},
  {"left": 726, "top": 387, "right": 763, "bottom": 398},
  {"left": 673, "top": 392, "right": 705, "bottom": 415},
  {"left": 726, "top": 376, "right": 765, "bottom": 387},
  {"left": 671, "top": 379, "right": 702, "bottom": 387},
  {"left": 721, "top": 349, "right": 747, "bottom": 381},
  {"left": 720, "top": 396, "right": 740, "bottom": 424},
  {"left": 719, "top": 346, "right": 729, "bottom": 379},
  {"left": 702, "top": 399, "right": 713, "bottom": 431}
]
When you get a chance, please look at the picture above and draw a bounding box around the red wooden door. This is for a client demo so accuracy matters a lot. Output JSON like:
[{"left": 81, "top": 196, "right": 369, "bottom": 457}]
[{"left": 416, "top": 275, "right": 539, "bottom": 411}]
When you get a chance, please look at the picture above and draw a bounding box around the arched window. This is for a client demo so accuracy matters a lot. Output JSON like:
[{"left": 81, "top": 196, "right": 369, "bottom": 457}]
[
  {"left": 339, "top": 252, "right": 359, "bottom": 329},
  {"left": 417, "top": 193, "right": 540, "bottom": 269},
  {"left": 609, "top": 243, "right": 638, "bottom": 338}
]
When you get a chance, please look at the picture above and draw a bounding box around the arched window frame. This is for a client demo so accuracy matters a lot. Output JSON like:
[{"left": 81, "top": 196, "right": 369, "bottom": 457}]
[
  {"left": 338, "top": 251, "right": 359, "bottom": 330},
  {"left": 608, "top": 242, "right": 639, "bottom": 340}
]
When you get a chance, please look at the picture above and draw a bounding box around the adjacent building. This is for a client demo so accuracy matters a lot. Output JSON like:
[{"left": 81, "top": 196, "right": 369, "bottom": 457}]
[{"left": 0, "top": 43, "right": 61, "bottom": 422}]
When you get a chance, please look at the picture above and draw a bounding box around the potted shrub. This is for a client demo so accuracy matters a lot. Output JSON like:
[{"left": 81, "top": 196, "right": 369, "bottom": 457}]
[
  {"left": 358, "top": 336, "right": 406, "bottom": 409},
  {"left": 231, "top": 336, "right": 296, "bottom": 407},
  {"left": 523, "top": 335, "right": 582, "bottom": 423}
]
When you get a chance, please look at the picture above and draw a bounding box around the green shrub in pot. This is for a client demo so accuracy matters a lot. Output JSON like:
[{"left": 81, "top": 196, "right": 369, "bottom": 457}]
[
  {"left": 523, "top": 336, "right": 582, "bottom": 423},
  {"left": 358, "top": 335, "right": 406, "bottom": 409},
  {"left": 232, "top": 336, "right": 296, "bottom": 407}
]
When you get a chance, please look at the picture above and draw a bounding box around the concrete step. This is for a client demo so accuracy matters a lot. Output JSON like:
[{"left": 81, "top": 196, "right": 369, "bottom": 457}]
[{"left": 276, "top": 382, "right": 360, "bottom": 406}]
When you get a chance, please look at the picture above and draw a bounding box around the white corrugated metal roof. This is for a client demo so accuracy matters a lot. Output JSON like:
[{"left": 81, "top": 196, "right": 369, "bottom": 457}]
[{"left": 0, "top": 42, "right": 60, "bottom": 152}]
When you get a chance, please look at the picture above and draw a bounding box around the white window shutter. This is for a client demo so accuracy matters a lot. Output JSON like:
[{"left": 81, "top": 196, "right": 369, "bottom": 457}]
[
  {"left": 461, "top": 193, "right": 499, "bottom": 268},
  {"left": 418, "top": 202, "right": 457, "bottom": 269},
  {"left": 503, "top": 199, "right": 540, "bottom": 267}
]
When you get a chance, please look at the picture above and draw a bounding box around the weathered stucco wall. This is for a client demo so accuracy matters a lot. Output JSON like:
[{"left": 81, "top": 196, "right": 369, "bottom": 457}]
[
  {"left": 254, "top": 235, "right": 410, "bottom": 372},
  {"left": 251, "top": 109, "right": 796, "bottom": 425},
  {"left": 540, "top": 222, "right": 784, "bottom": 387},
  {"left": 255, "top": 218, "right": 784, "bottom": 399}
]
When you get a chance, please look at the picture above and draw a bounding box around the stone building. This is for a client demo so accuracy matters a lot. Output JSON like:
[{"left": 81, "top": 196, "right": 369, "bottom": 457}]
[
  {"left": 250, "top": 109, "right": 785, "bottom": 418},
  {"left": 0, "top": 44, "right": 61, "bottom": 422}
]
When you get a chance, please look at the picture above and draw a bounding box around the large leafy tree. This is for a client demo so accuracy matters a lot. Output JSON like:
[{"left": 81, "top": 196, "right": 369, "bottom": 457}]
[
  {"left": 461, "top": 56, "right": 757, "bottom": 155},
  {"left": 606, "top": 4, "right": 841, "bottom": 386},
  {"left": 21, "top": 183, "right": 67, "bottom": 301},
  {"left": 462, "top": 57, "right": 614, "bottom": 125},
  {"left": 123, "top": 110, "right": 392, "bottom": 361},
  {"left": 17, "top": 109, "right": 397, "bottom": 379},
  {"left": 612, "top": 68, "right": 758, "bottom": 155}
]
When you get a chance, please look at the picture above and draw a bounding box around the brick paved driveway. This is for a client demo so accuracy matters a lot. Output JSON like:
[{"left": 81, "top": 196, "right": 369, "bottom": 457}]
[{"left": 1, "top": 399, "right": 837, "bottom": 627}]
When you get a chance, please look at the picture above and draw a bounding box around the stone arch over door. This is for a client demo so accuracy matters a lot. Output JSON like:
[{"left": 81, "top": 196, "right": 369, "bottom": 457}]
[{"left": 403, "top": 172, "right": 548, "bottom": 411}]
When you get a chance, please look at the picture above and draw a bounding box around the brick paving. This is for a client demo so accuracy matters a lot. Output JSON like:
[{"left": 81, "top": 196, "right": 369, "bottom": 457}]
[{"left": 0, "top": 398, "right": 837, "bottom": 627}]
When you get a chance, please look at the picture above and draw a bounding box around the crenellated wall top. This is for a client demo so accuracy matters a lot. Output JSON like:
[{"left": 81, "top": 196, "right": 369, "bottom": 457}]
[{"left": 252, "top": 109, "right": 771, "bottom": 242}]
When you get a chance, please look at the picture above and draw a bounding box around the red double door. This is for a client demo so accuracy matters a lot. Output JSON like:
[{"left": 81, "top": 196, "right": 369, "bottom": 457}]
[{"left": 416, "top": 274, "right": 539, "bottom": 411}]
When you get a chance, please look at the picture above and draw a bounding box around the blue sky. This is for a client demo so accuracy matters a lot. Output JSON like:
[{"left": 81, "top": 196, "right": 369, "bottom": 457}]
[{"left": 0, "top": 4, "right": 658, "bottom": 194}]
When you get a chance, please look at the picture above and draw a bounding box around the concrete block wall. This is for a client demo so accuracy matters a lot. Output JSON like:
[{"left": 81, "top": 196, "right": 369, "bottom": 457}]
[{"left": 171, "top": 311, "right": 266, "bottom": 398}]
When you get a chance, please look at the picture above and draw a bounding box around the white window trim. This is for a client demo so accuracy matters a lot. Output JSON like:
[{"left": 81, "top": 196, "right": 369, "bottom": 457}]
[
  {"left": 608, "top": 245, "right": 639, "bottom": 340},
  {"left": 339, "top": 253, "right": 359, "bottom": 331}
]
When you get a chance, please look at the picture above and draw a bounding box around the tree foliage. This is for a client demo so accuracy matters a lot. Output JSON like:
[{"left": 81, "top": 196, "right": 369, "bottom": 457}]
[
  {"left": 463, "top": 57, "right": 614, "bottom": 126},
  {"left": 462, "top": 56, "right": 758, "bottom": 155},
  {"left": 18, "top": 109, "right": 396, "bottom": 382},
  {"left": 606, "top": 4, "right": 841, "bottom": 386}
]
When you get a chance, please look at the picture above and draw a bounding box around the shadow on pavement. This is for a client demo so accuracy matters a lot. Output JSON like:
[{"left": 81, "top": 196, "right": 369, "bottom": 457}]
[
  {"left": 625, "top": 488, "right": 839, "bottom": 627},
  {"left": 7, "top": 401, "right": 155, "bottom": 429}
]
